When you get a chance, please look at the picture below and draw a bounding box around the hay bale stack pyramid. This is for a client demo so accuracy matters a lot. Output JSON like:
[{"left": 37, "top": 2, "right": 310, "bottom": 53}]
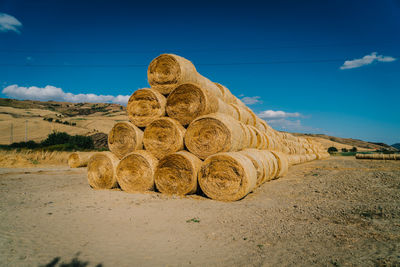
[{"left": 87, "top": 54, "right": 329, "bottom": 201}]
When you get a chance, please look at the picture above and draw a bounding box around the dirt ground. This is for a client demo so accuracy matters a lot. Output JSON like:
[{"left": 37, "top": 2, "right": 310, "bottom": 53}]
[{"left": 0, "top": 157, "right": 399, "bottom": 267}]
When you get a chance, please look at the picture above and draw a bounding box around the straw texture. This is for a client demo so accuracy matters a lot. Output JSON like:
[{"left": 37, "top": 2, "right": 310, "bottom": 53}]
[
  {"left": 68, "top": 152, "right": 93, "bottom": 168},
  {"left": 148, "top": 54, "right": 222, "bottom": 97},
  {"left": 127, "top": 88, "right": 166, "bottom": 127},
  {"left": 116, "top": 150, "right": 158, "bottom": 192},
  {"left": 185, "top": 113, "right": 246, "bottom": 159},
  {"left": 108, "top": 122, "right": 143, "bottom": 159},
  {"left": 143, "top": 117, "right": 186, "bottom": 159},
  {"left": 155, "top": 151, "right": 202, "bottom": 195},
  {"left": 198, "top": 152, "right": 257, "bottom": 201},
  {"left": 87, "top": 152, "right": 119, "bottom": 189}
]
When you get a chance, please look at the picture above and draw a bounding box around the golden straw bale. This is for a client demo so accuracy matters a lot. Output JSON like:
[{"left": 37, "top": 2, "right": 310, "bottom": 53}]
[
  {"left": 260, "top": 150, "right": 278, "bottom": 182},
  {"left": 148, "top": 54, "right": 222, "bottom": 97},
  {"left": 108, "top": 122, "right": 143, "bottom": 159},
  {"left": 248, "top": 126, "right": 266, "bottom": 149},
  {"left": 116, "top": 150, "right": 158, "bottom": 192},
  {"left": 240, "top": 149, "right": 266, "bottom": 187},
  {"left": 87, "top": 152, "right": 119, "bottom": 189},
  {"left": 166, "top": 83, "right": 219, "bottom": 126},
  {"left": 155, "top": 151, "right": 202, "bottom": 195},
  {"left": 143, "top": 117, "right": 185, "bottom": 159},
  {"left": 198, "top": 152, "right": 257, "bottom": 201},
  {"left": 214, "top": 83, "right": 238, "bottom": 104},
  {"left": 68, "top": 152, "right": 93, "bottom": 168},
  {"left": 270, "top": 151, "right": 289, "bottom": 178},
  {"left": 185, "top": 113, "right": 246, "bottom": 159},
  {"left": 217, "top": 98, "right": 240, "bottom": 120},
  {"left": 127, "top": 88, "right": 166, "bottom": 127},
  {"left": 239, "top": 122, "right": 252, "bottom": 148},
  {"left": 230, "top": 104, "right": 256, "bottom": 125}
]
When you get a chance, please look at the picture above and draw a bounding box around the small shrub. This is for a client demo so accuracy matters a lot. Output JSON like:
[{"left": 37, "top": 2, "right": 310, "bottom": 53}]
[
  {"left": 341, "top": 148, "right": 348, "bottom": 152},
  {"left": 328, "top": 147, "right": 338, "bottom": 153}
]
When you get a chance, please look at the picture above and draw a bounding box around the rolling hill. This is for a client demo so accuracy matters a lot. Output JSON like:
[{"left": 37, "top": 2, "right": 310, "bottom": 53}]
[{"left": 0, "top": 98, "right": 396, "bottom": 152}]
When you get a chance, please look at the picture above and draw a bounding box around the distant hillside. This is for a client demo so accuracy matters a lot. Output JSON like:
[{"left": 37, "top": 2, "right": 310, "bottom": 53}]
[
  {"left": 392, "top": 143, "right": 400, "bottom": 150},
  {"left": 291, "top": 133, "right": 397, "bottom": 152},
  {"left": 0, "top": 98, "right": 128, "bottom": 145},
  {"left": 0, "top": 98, "right": 125, "bottom": 117}
]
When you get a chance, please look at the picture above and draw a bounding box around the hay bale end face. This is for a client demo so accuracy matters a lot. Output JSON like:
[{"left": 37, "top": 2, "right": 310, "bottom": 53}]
[
  {"left": 155, "top": 151, "right": 202, "bottom": 195},
  {"left": 198, "top": 152, "right": 257, "bottom": 201},
  {"left": 116, "top": 150, "right": 158, "bottom": 193},
  {"left": 127, "top": 88, "right": 166, "bottom": 127},
  {"left": 87, "top": 152, "right": 119, "bottom": 189},
  {"left": 68, "top": 152, "right": 93, "bottom": 168},
  {"left": 108, "top": 122, "right": 143, "bottom": 160},
  {"left": 185, "top": 113, "right": 246, "bottom": 159},
  {"left": 143, "top": 117, "right": 186, "bottom": 159},
  {"left": 166, "top": 83, "right": 219, "bottom": 126}
]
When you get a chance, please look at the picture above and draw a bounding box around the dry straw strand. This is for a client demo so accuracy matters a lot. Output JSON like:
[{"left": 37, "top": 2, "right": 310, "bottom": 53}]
[
  {"left": 155, "top": 150, "right": 202, "bottom": 195},
  {"left": 198, "top": 151, "right": 257, "bottom": 201},
  {"left": 68, "top": 152, "right": 93, "bottom": 168},
  {"left": 87, "top": 152, "right": 119, "bottom": 189},
  {"left": 108, "top": 122, "right": 144, "bottom": 159},
  {"left": 116, "top": 150, "right": 158, "bottom": 192},
  {"left": 143, "top": 117, "right": 186, "bottom": 159},
  {"left": 127, "top": 88, "right": 166, "bottom": 127}
]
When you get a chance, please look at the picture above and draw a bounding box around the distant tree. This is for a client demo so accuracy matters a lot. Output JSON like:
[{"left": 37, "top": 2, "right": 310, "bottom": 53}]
[
  {"left": 328, "top": 146, "right": 338, "bottom": 153},
  {"left": 350, "top": 147, "right": 357, "bottom": 152},
  {"left": 341, "top": 148, "right": 348, "bottom": 152}
]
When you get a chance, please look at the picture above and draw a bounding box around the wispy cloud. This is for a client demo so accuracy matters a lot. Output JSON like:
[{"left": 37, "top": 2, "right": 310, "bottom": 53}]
[
  {"left": 340, "top": 52, "right": 396, "bottom": 70},
  {"left": 258, "top": 110, "right": 301, "bottom": 119},
  {"left": 0, "top": 13, "right": 22, "bottom": 34},
  {"left": 2, "top": 85, "right": 130, "bottom": 105},
  {"left": 240, "top": 96, "right": 262, "bottom": 105}
]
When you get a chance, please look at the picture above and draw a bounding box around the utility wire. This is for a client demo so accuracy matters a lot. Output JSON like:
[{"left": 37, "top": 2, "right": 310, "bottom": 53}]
[
  {"left": 0, "top": 57, "right": 398, "bottom": 67},
  {"left": 0, "top": 58, "right": 363, "bottom": 68},
  {"left": 0, "top": 40, "right": 399, "bottom": 54}
]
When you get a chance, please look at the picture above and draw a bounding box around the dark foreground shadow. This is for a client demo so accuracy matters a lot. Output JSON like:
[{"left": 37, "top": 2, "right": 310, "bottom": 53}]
[{"left": 40, "top": 256, "right": 103, "bottom": 267}]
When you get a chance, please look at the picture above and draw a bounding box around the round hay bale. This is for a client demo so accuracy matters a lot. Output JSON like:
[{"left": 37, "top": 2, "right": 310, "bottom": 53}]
[
  {"left": 260, "top": 150, "right": 278, "bottom": 182},
  {"left": 198, "top": 152, "right": 257, "bottom": 201},
  {"left": 214, "top": 83, "right": 237, "bottom": 104},
  {"left": 87, "top": 152, "right": 119, "bottom": 189},
  {"left": 143, "top": 117, "right": 185, "bottom": 159},
  {"left": 108, "top": 122, "right": 144, "bottom": 159},
  {"left": 270, "top": 151, "right": 289, "bottom": 178},
  {"left": 248, "top": 126, "right": 267, "bottom": 149},
  {"left": 68, "top": 152, "right": 93, "bottom": 168},
  {"left": 217, "top": 98, "right": 239, "bottom": 120},
  {"left": 155, "top": 151, "right": 202, "bottom": 195},
  {"left": 116, "top": 150, "right": 158, "bottom": 192},
  {"left": 185, "top": 113, "right": 246, "bottom": 159},
  {"left": 240, "top": 149, "right": 266, "bottom": 187},
  {"left": 127, "top": 88, "right": 166, "bottom": 127},
  {"left": 239, "top": 122, "right": 252, "bottom": 148},
  {"left": 166, "top": 83, "right": 219, "bottom": 126},
  {"left": 230, "top": 104, "right": 255, "bottom": 125},
  {"left": 147, "top": 54, "right": 222, "bottom": 97}
]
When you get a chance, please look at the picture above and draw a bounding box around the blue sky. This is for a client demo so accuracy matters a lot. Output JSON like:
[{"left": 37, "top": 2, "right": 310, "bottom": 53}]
[{"left": 0, "top": 0, "right": 399, "bottom": 144}]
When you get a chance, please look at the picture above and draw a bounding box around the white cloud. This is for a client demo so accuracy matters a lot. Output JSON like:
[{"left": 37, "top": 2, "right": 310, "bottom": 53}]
[
  {"left": 2, "top": 85, "right": 130, "bottom": 105},
  {"left": 258, "top": 110, "right": 301, "bottom": 119},
  {"left": 241, "top": 96, "right": 262, "bottom": 105},
  {"left": 0, "top": 13, "right": 22, "bottom": 34},
  {"left": 340, "top": 52, "right": 396, "bottom": 70}
]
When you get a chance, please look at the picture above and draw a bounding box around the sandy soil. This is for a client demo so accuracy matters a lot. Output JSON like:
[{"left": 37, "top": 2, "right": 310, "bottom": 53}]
[{"left": 0, "top": 157, "right": 399, "bottom": 266}]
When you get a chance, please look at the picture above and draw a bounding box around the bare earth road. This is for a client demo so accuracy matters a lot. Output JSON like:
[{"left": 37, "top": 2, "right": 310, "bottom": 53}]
[{"left": 0, "top": 157, "right": 399, "bottom": 267}]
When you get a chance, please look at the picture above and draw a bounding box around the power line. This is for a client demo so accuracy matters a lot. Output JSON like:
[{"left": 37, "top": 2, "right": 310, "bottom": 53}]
[
  {"left": 0, "top": 40, "right": 399, "bottom": 54},
  {"left": 0, "top": 58, "right": 368, "bottom": 68}
]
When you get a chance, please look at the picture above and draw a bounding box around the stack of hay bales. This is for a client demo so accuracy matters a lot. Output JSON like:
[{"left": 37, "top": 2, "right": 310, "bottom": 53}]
[
  {"left": 356, "top": 153, "right": 399, "bottom": 160},
  {"left": 87, "top": 54, "right": 329, "bottom": 201}
]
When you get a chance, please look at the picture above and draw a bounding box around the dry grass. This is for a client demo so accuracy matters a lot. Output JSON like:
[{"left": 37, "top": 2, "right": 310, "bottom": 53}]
[{"left": 0, "top": 150, "right": 70, "bottom": 167}]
